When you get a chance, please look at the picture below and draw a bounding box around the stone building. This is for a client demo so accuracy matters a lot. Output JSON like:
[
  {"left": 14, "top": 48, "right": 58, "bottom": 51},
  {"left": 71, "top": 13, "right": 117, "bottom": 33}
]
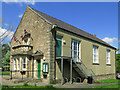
[{"left": 10, "top": 6, "right": 117, "bottom": 84}]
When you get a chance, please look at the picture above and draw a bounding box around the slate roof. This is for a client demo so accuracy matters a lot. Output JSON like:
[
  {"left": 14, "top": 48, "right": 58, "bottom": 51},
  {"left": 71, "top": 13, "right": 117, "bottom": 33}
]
[{"left": 30, "top": 7, "right": 116, "bottom": 50}]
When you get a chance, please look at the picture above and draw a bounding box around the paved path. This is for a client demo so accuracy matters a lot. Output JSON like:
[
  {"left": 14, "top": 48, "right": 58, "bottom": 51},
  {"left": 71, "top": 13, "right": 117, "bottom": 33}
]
[
  {"left": 1, "top": 75, "right": 119, "bottom": 88},
  {"left": 1, "top": 75, "right": 48, "bottom": 86},
  {"left": 53, "top": 83, "right": 117, "bottom": 88}
]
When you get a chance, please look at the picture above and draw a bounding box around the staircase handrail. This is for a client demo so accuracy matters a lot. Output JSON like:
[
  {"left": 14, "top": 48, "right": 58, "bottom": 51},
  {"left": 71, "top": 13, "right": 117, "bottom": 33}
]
[
  {"left": 72, "top": 59, "right": 87, "bottom": 78},
  {"left": 73, "top": 59, "right": 96, "bottom": 81}
]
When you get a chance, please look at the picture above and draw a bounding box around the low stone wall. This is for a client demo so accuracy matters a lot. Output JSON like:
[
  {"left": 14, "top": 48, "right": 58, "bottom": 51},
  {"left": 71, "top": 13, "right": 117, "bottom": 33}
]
[
  {"left": 11, "top": 71, "right": 37, "bottom": 79},
  {"left": 96, "top": 73, "right": 116, "bottom": 81}
]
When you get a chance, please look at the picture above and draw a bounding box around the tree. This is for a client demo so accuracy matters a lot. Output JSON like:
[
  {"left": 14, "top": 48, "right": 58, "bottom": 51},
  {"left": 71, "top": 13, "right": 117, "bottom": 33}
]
[
  {"left": 2, "top": 44, "right": 10, "bottom": 57},
  {"left": 0, "top": 17, "right": 15, "bottom": 71},
  {"left": 1, "top": 43, "right": 10, "bottom": 71},
  {"left": 2, "top": 51, "right": 10, "bottom": 71},
  {"left": 0, "top": 17, "right": 15, "bottom": 43},
  {"left": 116, "top": 54, "right": 120, "bottom": 73},
  {"left": 0, "top": 38, "right": 2, "bottom": 70}
]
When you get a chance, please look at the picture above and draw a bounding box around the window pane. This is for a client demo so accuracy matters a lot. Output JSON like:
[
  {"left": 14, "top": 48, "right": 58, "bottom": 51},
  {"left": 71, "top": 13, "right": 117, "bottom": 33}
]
[
  {"left": 71, "top": 40, "right": 80, "bottom": 62},
  {"left": 22, "top": 58, "right": 26, "bottom": 69},
  {"left": 74, "top": 51, "right": 77, "bottom": 57},
  {"left": 23, "top": 64, "right": 26, "bottom": 68},
  {"left": 93, "top": 46, "right": 98, "bottom": 63},
  {"left": 14, "top": 59, "right": 16, "bottom": 70},
  {"left": 17, "top": 58, "right": 19, "bottom": 70},
  {"left": 46, "top": 65, "right": 48, "bottom": 72},
  {"left": 23, "top": 58, "right": 26, "bottom": 63},
  {"left": 106, "top": 49, "right": 110, "bottom": 64}
]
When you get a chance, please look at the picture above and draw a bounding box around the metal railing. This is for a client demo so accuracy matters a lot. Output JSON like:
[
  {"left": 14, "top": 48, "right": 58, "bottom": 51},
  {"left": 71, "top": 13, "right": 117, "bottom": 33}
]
[
  {"left": 72, "top": 59, "right": 87, "bottom": 78},
  {"left": 73, "top": 59, "right": 96, "bottom": 82}
]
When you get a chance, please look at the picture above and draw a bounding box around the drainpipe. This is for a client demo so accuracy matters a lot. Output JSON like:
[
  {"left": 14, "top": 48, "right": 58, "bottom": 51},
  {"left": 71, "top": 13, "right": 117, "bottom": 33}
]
[
  {"left": 50, "top": 24, "right": 57, "bottom": 82},
  {"left": 51, "top": 24, "right": 57, "bottom": 58},
  {"left": 32, "top": 56, "right": 34, "bottom": 78},
  {"left": 115, "top": 49, "right": 119, "bottom": 78},
  {"left": 52, "top": 24, "right": 57, "bottom": 58}
]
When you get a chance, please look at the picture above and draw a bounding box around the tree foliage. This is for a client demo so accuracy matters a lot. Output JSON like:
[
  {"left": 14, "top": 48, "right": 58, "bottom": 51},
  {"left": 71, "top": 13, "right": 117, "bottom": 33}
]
[
  {"left": 116, "top": 54, "right": 120, "bottom": 73},
  {"left": 2, "top": 44, "right": 10, "bottom": 57},
  {"left": 2, "top": 51, "right": 10, "bottom": 70},
  {"left": 2, "top": 43, "right": 10, "bottom": 71}
]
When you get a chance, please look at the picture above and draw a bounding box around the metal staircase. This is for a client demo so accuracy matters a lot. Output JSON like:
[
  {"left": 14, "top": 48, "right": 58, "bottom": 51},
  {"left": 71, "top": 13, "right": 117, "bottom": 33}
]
[{"left": 72, "top": 59, "right": 96, "bottom": 82}]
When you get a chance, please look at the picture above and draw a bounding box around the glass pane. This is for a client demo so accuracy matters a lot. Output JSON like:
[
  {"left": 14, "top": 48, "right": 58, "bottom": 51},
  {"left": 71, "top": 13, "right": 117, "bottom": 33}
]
[
  {"left": 74, "top": 45, "right": 77, "bottom": 50},
  {"left": 23, "top": 58, "right": 26, "bottom": 63},
  {"left": 23, "top": 64, "right": 26, "bottom": 68},
  {"left": 71, "top": 40, "right": 80, "bottom": 62},
  {"left": 56, "top": 39, "right": 62, "bottom": 57},
  {"left": 93, "top": 47, "right": 96, "bottom": 54},
  {"left": 43, "top": 64, "right": 45, "bottom": 72},
  {"left": 46, "top": 65, "right": 48, "bottom": 72},
  {"left": 74, "top": 51, "right": 77, "bottom": 60}
]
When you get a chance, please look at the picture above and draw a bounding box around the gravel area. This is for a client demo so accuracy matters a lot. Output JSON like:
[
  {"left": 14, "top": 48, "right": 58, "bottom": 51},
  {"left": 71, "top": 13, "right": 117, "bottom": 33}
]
[
  {"left": 1, "top": 75, "right": 119, "bottom": 88},
  {"left": 53, "top": 83, "right": 115, "bottom": 88}
]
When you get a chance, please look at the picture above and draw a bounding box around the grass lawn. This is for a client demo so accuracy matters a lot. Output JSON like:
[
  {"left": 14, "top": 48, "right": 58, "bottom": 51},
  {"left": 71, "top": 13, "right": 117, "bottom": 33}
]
[
  {"left": 2, "top": 85, "right": 56, "bottom": 88},
  {"left": 96, "top": 79, "right": 120, "bottom": 83},
  {"left": 95, "top": 79, "right": 120, "bottom": 88},
  {"left": 0, "top": 71, "right": 10, "bottom": 75},
  {"left": 95, "top": 84, "right": 120, "bottom": 88}
]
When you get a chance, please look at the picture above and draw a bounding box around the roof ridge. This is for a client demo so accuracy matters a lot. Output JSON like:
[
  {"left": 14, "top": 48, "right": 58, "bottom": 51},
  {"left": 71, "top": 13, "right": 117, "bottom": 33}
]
[{"left": 31, "top": 7, "right": 95, "bottom": 37}]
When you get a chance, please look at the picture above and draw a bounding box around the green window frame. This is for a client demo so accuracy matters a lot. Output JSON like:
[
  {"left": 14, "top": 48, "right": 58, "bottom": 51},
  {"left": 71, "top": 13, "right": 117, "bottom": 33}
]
[
  {"left": 56, "top": 36, "right": 62, "bottom": 57},
  {"left": 42, "top": 63, "right": 49, "bottom": 73}
]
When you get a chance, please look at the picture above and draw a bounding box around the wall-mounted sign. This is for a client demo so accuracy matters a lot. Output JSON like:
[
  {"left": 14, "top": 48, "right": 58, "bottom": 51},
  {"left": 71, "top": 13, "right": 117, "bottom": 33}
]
[{"left": 42, "top": 63, "right": 49, "bottom": 73}]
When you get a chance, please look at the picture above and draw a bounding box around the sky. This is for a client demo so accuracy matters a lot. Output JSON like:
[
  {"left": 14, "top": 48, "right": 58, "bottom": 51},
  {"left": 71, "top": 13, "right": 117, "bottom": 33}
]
[{"left": 1, "top": 1, "right": 118, "bottom": 49}]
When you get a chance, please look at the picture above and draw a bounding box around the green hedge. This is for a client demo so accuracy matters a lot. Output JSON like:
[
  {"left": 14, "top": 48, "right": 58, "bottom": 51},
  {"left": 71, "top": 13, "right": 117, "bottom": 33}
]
[{"left": 0, "top": 71, "right": 10, "bottom": 75}]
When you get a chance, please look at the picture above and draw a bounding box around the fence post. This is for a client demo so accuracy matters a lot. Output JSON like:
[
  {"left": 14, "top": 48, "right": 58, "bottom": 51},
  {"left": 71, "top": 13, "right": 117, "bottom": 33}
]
[
  {"left": 10, "top": 71, "right": 12, "bottom": 79},
  {"left": 22, "top": 73, "right": 23, "bottom": 80},
  {"left": 2, "top": 71, "right": 3, "bottom": 77}
]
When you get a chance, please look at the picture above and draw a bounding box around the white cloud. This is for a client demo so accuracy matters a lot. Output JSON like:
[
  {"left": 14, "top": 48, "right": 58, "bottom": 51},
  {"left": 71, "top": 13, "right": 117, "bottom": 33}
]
[
  {"left": 118, "top": 40, "right": 120, "bottom": 43},
  {"left": 0, "top": 27, "right": 14, "bottom": 39},
  {"left": 4, "top": 23, "right": 9, "bottom": 26},
  {"left": 18, "top": 14, "right": 23, "bottom": 18},
  {"left": 102, "top": 37, "right": 117, "bottom": 43},
  {"left": 2, "top": 0, "right": 35, "bottom": 5}
]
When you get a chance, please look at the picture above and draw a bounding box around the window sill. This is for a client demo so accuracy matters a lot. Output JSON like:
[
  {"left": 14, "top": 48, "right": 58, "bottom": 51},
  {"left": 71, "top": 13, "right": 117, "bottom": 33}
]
[
  {"left": 22, "top": 69, "right": 26, "bottom": 71},
  {"left": 20, "top": 69, "right": 27, "bottom": 71},
  {"left": 106, "top": 64, "right": 111, "bottom": 66},
  {"left": 93, "top": 63, "right": 99, "bottom": 65}
]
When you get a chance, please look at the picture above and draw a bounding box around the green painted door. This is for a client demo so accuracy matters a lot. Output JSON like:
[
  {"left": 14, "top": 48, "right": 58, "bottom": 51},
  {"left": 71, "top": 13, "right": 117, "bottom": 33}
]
[
  {"left": 56, "top": 38, "right": 62, "bottom": 57},
  {"left": 37, "top": 60, "right": 41, "bottom": 78}
]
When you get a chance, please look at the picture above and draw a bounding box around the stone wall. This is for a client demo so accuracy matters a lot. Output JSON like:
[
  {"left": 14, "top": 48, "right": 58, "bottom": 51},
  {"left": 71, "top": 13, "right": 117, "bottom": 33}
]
[
  {"left": 54, "top": 28, "right": 116, "bottom": 81},
  {"left": 10, "top": 6, "right": 53, "bottom": 83},
  {"left": 96, "top": 73, "right": 116, "bottom": 81}
]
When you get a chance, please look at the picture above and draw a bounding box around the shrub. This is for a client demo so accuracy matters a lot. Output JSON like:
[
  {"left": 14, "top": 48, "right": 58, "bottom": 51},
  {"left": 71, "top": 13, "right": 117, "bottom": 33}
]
[
  {"left": 2, "top": 85, "right": 9, "bottom": 88},
  {"left": 34, "top": 83, "right": 37, "bottom": 86},
  {"left": 45, "top": 85, "right": 54, "bottom": 88},
  {"left": 23, "top": 82, "right": 29, "bottom": 86},
  {"left": 51, "top": 80, "right": 56, "bottom": 84}
]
